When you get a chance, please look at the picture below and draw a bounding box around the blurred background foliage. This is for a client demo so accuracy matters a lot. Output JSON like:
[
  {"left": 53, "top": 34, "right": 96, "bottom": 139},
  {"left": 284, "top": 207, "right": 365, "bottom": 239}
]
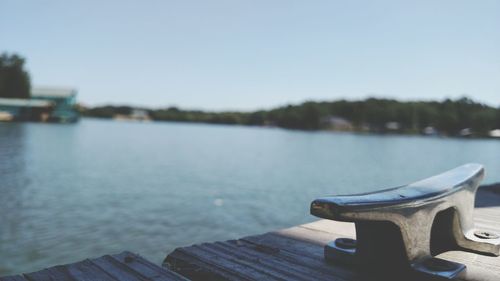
[
  {"left": 0, "top": 53, "right": 31, "bottom": 99},
  {"left": 82, "top": 97, "right": 500, "bottom": 137}
]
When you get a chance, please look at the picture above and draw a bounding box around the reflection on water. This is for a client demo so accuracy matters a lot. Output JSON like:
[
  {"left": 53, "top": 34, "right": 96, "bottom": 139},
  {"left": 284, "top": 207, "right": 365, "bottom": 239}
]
[
  {"left": 1, "top": 125, "right": 28, "bottom": 270},
  {"left": 1, "top": 119, "right": 499, "bottom": 275}
]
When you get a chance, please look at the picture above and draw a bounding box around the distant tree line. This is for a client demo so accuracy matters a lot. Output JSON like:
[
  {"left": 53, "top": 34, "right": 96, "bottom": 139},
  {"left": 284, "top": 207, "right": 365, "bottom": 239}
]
[
  {"left": 0, "top": 53, "right": 31, "bottom": 99},
  {"left": 82, "top": 97, "right": 500, "bottom": 137}
]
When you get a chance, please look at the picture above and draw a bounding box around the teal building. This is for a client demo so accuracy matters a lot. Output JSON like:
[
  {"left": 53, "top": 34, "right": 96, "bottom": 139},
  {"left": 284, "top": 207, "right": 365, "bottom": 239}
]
[
  {"left": 31, "top": 87, "right": 79, "bottom": 123},
  {"left": 0, "top": 87, "right": 79, "bottom": 123},
  {"left": 0, "top": 98, "right": 52, "bottom": 121}
]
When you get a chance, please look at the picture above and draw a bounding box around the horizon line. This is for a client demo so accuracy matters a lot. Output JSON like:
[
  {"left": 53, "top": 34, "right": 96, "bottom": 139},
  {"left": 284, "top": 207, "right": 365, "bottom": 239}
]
[{"left": 79, "top": 94, "right": 500, "bottom": 113}]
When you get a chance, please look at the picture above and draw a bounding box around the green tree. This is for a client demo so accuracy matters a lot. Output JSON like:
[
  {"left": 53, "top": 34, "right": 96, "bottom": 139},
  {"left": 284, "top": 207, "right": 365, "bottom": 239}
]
[
  {"left": 471, "top": 109, "right": 496, "bottom": 135},
  {"left": 497, "top": 107, "right": 500, "bottom": 129},
  {"left": 0, "top": 53, "right": 31, "bottom": 99}
]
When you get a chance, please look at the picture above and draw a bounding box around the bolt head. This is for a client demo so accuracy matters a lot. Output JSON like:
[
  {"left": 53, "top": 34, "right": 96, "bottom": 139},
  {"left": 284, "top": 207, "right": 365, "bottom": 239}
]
[
  {"left": 335, "top": 238, "right": 357, "bottom": 249},
  {"left": 474, "top": 230, "right": 499, "bottom": 239}
]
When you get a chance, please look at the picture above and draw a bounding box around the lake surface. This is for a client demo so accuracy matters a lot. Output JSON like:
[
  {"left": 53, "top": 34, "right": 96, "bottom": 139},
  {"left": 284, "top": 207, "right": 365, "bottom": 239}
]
[{"left": 1, "top": 119, "right": 500, "bottom": 275}]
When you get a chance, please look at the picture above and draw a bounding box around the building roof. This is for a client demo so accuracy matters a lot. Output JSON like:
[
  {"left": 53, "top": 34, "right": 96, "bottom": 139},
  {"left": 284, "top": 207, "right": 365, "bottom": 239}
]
[
  {"left": 31, "top": 87, "right": 77, "bottom": 98},
  {"left": 0, "top": 98, "right": 52, "bottom": 107}
]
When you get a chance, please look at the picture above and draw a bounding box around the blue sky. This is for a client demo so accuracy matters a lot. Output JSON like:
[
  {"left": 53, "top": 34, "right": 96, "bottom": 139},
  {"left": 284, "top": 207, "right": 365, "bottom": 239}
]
[{"left": 1, "top": 0, "right": 499, "bottom": 110}]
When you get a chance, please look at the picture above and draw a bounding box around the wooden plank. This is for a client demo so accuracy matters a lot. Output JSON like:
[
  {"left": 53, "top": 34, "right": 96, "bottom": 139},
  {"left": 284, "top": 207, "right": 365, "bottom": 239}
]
[
  {"left": 165, "top": 185, "right": 500, "bottom": 281},
  {"left": 241, "top": 233, "right": 357, "bottom": 279},
  {"left": 165, "top": 248, "right": 243, "bottom": 281},
  {"left": 168, "top": 245, "right": 278, "bottom": 281},
  {"left": 202, "top": 242, "right": 326, "bottom": 281},
  {"left": 21, "top": 267, "right": 73, "bottom": 281},
  {"left": 59, "top": 259, "right": 116, "bottom": 281},
  {"left": 0, "top": 276, "right": 29, "bottom": 281},
  {"left": 21, "top": 259, "right": 115, "bottom": 281},
  {"left": 1, "top": 252, "right": 187, "bottom": 281},
  {"left": 89, "top": 254, "right": 147, "bottom": 281},
  {"left": 107, "top": 252, "right": 187, "bottom": 281},
  {"left": 212, "top": 240, "right": 351, "bottom": 281}
]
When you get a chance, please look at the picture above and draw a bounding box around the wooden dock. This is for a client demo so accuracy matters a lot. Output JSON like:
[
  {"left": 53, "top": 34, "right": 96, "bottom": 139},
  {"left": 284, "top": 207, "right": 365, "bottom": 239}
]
[
  {"left": 164, "top": 184, "right": 500, "bottom": 281},
  {"left": 0, "top": 252, "right": 188, "bottom": 281},
  {"left": 2, "top": 184, "right": 500, "bottom": 280}
]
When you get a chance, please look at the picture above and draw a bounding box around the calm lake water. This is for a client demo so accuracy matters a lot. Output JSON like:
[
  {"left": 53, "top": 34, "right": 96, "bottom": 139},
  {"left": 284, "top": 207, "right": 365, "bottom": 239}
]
[{"left": 1, "top": 119, "right": 500, "bottom": 275}]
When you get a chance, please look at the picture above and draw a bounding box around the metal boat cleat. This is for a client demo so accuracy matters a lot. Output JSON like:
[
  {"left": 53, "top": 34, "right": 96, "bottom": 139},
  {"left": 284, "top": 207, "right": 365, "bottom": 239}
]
[{"left": 310, "top": 163, "right": 500, "bottom": 280}]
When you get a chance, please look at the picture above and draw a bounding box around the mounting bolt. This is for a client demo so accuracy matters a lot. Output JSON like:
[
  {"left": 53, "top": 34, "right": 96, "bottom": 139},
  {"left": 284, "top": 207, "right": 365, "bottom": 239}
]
[
  {"left": 474, "top": 230, "right": 499, "bottom": 239},
  {"left": 335, "top": 238, "right": 356, "bottom": 249},
  {"left": 325, "top": 238, "right": 357, "bottom": 264}
]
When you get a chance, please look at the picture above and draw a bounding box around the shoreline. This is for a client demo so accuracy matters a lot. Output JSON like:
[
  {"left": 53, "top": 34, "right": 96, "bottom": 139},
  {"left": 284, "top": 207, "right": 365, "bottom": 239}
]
[{"left": 81, "top": 116, "right": 500, "bottom": 140}]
